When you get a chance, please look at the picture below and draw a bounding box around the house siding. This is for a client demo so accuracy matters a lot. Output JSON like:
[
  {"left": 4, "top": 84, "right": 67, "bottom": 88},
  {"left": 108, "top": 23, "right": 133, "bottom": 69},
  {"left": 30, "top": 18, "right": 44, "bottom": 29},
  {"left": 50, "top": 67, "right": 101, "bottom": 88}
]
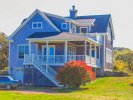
[
  {"left": 24, "top": 65, "right": 61, "bottom": 86},
  {"left": 9, "top": 12, "right": 61, "bottom": 81}
]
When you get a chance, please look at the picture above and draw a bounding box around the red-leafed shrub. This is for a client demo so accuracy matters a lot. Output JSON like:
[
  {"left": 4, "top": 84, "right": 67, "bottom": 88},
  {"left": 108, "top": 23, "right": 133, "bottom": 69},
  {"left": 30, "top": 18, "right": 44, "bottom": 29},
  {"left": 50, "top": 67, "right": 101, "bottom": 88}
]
[{"left": 56, "top": 60, "right": 96, "bottom": 88}]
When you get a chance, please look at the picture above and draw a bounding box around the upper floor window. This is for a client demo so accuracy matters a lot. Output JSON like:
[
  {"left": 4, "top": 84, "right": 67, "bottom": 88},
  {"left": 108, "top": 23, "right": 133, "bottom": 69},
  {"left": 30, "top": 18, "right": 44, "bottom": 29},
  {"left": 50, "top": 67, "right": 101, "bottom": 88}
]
[
  {"left": 106, "top": 48, "right": 112, "bottom": 63},
  {"left": 32, "top": 22, "right": 42, "bottom": 29},
  {"left": 18, "top": 44, "right": 29, "bottom": 59},
  {"left": 71, "top": 24, "right": 76, "bottom": 33},
  {"left": 80, "top": 27, "right": 88, "bottom": 33},
  {"left": 61, "top": 23, "right": 67, "bottom": 29}
]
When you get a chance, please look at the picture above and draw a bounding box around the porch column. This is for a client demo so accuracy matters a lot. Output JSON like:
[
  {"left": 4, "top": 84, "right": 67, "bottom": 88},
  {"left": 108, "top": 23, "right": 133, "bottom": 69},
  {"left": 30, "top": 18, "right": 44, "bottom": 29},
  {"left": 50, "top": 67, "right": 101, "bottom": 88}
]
[
  {"left": 29, "top": 41, "right": 31, "bottom": 54},
  {"left": 46, "top": 41, "right": 49, "bottom": 74},
  {"left": 95, "top": 45, "right": 97, "bottom": 65},
  {"left": 84, "top": 41, "right": 87, "bottom": 62},
  {"left": 46, "top": 41, "right": 49, "bottom": 64},
  {"left": 89, "top": 43, "right": 92, "bottom": 64},
  {"left": 65, "top": 41, "right": 68, "bottom": 63}
]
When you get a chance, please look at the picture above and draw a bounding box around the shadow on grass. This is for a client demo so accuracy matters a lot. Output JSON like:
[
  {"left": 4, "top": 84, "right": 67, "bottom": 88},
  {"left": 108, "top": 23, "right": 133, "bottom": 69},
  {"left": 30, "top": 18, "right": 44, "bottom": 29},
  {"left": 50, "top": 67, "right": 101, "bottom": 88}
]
[
  {"left": 3, "top": 86, "right": 59, "bottom": 94},
  {"left": 57, "top": 86, "right": 89, "bottom": 93},
  {"left": 104, "top": 71, "right": 130, "bottom": 77}
]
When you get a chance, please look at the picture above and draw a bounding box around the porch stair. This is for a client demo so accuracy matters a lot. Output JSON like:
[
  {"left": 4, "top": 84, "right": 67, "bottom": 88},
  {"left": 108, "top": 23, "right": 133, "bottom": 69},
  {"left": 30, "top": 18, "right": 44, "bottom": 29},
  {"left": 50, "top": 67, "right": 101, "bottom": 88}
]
[{"left": 32, "top": 55, "right": 63, "bottom": 87}]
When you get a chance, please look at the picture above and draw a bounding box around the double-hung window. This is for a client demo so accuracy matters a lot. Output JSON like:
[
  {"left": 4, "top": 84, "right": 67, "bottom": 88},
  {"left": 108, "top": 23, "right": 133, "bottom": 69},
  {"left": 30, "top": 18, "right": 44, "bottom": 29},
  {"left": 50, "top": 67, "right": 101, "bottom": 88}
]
[
  {"left": 18, "top": 44, "right": 29, "bottom": 59},
  {"left": 32, "top": 22, "right": 42, "bottom": 29}
]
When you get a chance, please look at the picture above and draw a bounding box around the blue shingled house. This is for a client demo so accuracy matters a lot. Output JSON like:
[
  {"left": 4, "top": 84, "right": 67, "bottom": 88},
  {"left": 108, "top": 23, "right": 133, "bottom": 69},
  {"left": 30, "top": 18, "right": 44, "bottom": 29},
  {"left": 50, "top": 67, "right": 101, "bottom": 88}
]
[{"left": 8, "top": 6, "right": 115, "bottom": 87}]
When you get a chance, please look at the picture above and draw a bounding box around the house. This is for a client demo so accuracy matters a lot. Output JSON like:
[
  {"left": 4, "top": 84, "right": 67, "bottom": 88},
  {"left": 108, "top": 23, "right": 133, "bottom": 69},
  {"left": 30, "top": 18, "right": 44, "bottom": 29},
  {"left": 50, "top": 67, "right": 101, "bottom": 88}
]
[{"left": 8, "top": 6, "right": 115, "bottom": 87}]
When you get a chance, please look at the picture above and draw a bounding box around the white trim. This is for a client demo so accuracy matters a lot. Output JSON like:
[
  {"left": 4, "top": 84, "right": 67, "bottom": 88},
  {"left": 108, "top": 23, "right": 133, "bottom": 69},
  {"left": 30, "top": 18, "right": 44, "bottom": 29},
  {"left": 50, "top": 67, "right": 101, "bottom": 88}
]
[
  {"left": 8, "top": 9, "right": 60, "bottom": 40},
  {"left": 8, "top": 41, "right": 11, "bottom": 75},
  {"left": 29, "top": 41, "right": 31, "bottom": 54},
  {"left": 32, "top": 22, "right": 42, "bottom": 29},
  {"left": 109, "top": 17, "right": 115, "bottom": 40},
  {"left": 69, "top": 22, "right": 71, "bottom": 33},
  {"left": 80, "top": 27, "right": 88, "bottom": 33},
  {"left": 36, "top": 44, "right": 38, "bottom": 55},
  {"left": 103, "top": 35, "right": 106, "bottom": 67},
  {"left": 84, "top": 41, "right": 87, "bottom": 62},
  {"left": 106, "top": 48, "right": 113, "bottom": 63},
  {"left": 71, "top": 24, "right": 76, "bottom": 34},
  {"left": 42, "top": 45, "right": 55, "bottom": 56},
  {"left": 61, "top": 23, "right": 68, "bottom": 29},
  {"left": 65, "top": 41, "right": 68, "bottom": 62}
]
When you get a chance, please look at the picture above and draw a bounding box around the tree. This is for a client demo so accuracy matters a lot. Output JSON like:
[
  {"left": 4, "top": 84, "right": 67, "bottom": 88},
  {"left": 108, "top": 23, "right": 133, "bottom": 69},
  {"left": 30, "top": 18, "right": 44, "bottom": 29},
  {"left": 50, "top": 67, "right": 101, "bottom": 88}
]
[
  {"left": 0, "top": 32, "right": 8, "bottom": 70},
  {"left": 114, "top": 47, "right": 133, "bottom": 72}
]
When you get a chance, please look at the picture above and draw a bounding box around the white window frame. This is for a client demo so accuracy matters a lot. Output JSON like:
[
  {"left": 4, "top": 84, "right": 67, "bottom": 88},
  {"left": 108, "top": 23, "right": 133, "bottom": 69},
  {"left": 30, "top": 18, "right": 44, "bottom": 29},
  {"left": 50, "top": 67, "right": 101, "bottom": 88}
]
[
  {"left": 107, "top": 27, "right": 111, "bottom": 41},
  {"left": 32, "top": 22, "right": 42, "bottom": 29},
  {"left": 80, "top": 27, "right": 88, "bottom": 33},
  {"left": 61, "top": 23, "right": 68, "bottom": 29},
  {"left": 106, "top": 48, "right": 112, "bottom": 63},
  {"left": 17, "top": 44, "right": 29, "bottom": 60},
  {"left": 71, "top": 24, "right": 76, "bottom": 34}
]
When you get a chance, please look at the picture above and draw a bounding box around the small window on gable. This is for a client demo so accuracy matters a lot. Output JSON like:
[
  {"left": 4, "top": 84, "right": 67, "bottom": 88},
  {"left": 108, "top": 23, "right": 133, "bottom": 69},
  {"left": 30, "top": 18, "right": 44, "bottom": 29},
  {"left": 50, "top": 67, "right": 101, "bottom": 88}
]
[
  {"left": 61, "top": 23, "right": 67, "bottom": 29},
  {"left": 80, "top": 27, "right": 88, "bottom": 33},
  {"left": 32, "top": 22, "right": 42, "bottom": 29}
]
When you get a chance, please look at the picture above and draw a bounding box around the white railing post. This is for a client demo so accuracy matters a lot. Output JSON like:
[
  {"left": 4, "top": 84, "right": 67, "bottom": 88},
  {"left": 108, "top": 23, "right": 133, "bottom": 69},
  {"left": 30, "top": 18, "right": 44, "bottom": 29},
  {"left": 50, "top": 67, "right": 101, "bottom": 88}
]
[
  {"left": 65, "top": 41, "right": 68, "bottom": 63},
  {"left": 95, "top": 45, "right": 97, "bottom": 65},
  {"left": 84, "top": 41, "right": 87, "bottom": 62},
  {"left": 46, "top": 41, "right": 49, "bottom": 64},
  {"left": 90, "top": 43, "right": 92, "bottom": 64}
]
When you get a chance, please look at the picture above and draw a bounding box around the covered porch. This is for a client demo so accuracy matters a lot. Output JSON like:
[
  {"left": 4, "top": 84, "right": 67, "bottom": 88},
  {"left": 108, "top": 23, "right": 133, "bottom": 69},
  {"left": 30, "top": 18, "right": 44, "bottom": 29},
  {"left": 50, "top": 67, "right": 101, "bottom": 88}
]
[{"left": 24, "top": 33, "right": 101, "bottom": 67}]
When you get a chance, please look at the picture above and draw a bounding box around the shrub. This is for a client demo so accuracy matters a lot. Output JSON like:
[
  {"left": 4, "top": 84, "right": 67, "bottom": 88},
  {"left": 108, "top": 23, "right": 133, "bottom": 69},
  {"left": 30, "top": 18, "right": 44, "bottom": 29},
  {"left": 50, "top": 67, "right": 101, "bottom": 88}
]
[
  {"left": 56, "top": 61, "right": 96, "bottom": 88},
  {"left": 130, "top": 81, "right": 133, "bottom": 86}
]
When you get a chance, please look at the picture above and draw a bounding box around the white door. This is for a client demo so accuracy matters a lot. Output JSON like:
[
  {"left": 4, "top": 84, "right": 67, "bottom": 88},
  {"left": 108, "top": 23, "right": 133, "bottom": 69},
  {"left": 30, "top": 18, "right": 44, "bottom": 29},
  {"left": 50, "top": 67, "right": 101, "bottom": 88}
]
[
  {"left": 14, "top": 67, "right": 23, "bottom": 83},
  {"left": 42, "top": 46, "right": 55, "bottom": 63}
]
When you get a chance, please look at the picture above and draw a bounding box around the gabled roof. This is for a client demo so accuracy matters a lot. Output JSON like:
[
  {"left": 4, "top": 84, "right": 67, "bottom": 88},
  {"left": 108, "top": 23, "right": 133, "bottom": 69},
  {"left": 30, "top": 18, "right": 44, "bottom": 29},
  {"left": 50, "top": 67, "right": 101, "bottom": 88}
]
[
  {"left": 66, "top": 14, "right": 111, "bottom": 33},
  {"left": 8, "top": 9, "right": 61, "bottom": 40}
]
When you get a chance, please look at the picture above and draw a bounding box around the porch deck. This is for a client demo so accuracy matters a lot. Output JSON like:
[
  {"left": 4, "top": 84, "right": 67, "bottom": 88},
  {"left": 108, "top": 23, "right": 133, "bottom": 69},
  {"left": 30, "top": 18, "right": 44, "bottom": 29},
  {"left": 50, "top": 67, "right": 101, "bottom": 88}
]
[{"left": 24, "top": 54, "right": 100, "bottom": 67}]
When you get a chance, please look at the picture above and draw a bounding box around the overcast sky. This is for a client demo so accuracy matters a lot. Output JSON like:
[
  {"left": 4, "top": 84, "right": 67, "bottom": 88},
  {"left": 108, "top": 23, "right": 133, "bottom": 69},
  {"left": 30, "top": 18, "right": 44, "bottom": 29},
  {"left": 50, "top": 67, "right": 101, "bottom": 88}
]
[{"left": 0, "top": 0, "right": 133, "bottom": 50}]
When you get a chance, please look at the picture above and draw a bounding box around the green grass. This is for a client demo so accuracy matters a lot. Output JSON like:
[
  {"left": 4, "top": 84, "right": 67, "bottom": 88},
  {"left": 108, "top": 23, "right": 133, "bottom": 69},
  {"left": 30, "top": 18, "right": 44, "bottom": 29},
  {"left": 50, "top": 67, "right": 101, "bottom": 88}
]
[{"left": 0, "top": 75, "right": 133, "bottom": 100}]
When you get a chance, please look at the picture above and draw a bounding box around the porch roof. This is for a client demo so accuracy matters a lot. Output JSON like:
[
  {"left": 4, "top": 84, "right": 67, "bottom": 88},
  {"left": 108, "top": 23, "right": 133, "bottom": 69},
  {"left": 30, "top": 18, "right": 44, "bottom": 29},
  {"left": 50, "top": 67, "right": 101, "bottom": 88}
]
[{"left": 27, "top": 32, "right": 101, "bottom": 45}]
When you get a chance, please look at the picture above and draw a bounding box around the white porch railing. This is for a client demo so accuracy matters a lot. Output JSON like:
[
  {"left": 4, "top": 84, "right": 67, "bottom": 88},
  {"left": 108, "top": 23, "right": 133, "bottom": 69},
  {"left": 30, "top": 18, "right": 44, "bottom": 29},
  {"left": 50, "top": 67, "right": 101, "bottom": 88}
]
[{"left": 24, "top": 54, "right": 97, "bottom": 66}]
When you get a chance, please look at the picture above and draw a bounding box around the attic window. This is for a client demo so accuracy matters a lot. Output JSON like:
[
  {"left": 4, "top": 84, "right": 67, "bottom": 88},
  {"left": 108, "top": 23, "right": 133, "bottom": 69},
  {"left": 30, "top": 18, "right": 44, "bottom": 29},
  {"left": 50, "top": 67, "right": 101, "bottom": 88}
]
[
  {"left": 32, "top": 22, "right": 42, "bottom": 29},
  {"left": 61, "top": 23, "right": 67, "bottom": 29}
]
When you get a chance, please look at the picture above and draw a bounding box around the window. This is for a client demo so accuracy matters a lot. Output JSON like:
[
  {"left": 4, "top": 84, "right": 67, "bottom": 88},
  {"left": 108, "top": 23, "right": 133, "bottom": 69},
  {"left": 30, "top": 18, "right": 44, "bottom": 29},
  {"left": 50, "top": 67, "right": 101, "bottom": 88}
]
[
  {"left": 32, "top": 22, "right": 42, "bottom": 29},
  {"left": 68, "top": 46, "right": 76, "bottom": 55},
  {"left": 107, "top": 27, "right": 111, "bottom": 41},
  {"left": 80, "top": 27, "right": 88, "bottom": 33},
  {"left": 61, "top": 23, "right": 67, "bottom": 29},
  {"left": 71, "top": 25, "right": 76, "bottom": 33},
  {"left": 18, "top": 45, "right": 29, "bottom": 59},
  {"left": 106, "top": 48, "right": 112, "bottom": 63}
]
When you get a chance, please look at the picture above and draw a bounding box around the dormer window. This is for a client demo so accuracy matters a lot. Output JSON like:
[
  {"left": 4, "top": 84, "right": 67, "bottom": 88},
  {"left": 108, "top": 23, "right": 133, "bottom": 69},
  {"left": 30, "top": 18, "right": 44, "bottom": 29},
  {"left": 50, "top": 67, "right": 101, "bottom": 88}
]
[
  {"left": 32, "top": 22, "right": 42, "bottom": 29},
  {"left": 80, "top": 27, "right": 88, "bottom": 33},
  {"left": 61, "top": 23, "right": 67, "bottom": 29}
]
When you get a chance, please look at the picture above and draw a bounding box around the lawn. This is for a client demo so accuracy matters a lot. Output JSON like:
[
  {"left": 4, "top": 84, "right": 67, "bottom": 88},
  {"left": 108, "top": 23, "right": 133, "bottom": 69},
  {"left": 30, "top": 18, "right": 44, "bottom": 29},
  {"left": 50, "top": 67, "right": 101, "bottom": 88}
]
[{"left": 0, "top": 74, "right": 133, "bottom": 100}]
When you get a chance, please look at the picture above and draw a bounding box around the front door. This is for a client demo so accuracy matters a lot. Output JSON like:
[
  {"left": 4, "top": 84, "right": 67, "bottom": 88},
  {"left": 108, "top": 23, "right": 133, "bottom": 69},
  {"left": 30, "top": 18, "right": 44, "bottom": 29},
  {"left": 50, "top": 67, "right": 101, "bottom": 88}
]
[{"left": 42, "top": 46, "right": 55, "bottom": 63}]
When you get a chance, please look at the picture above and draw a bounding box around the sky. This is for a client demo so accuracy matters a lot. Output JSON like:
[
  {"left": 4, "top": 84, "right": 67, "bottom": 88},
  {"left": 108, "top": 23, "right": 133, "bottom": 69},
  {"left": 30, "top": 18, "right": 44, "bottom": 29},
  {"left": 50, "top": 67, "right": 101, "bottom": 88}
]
[{"left": 0, "top": 0, "right": 133, "bottom": 50}]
